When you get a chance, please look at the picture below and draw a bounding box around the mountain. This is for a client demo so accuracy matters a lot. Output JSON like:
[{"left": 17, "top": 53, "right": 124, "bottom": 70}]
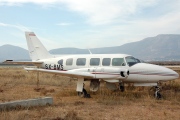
[
  {"left": 50, "top": 34, "right": 180, "bottom": 61},
  {"left": 49, "top": 48, "right": 90, "bottom": 54},
  {"left": 0, "top": 34, "right": 180, "bottom": 62},
  {"left": 0, "top": 44, "right": 30, "bottom": 62}
]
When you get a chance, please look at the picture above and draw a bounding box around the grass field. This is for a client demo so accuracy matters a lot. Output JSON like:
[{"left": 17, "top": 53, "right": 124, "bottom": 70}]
[{"left": 0, "top": 68, "right": 180, "bottom": 120}]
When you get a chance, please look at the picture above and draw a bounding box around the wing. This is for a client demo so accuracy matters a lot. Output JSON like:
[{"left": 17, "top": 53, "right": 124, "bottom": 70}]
[
  {"left": 25, "top": 68, "right": 94, "bottom": 78},
  {"left": 25, "top": 67, "right": 129, "bottom": 79}
]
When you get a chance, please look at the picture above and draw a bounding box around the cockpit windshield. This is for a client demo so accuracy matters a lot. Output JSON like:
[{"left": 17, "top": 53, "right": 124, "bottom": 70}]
[{"left": 125, "top": 56, "right": 141, "bottom": 67}]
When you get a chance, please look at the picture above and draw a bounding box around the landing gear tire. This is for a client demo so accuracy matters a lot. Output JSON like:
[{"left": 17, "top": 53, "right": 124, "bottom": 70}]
[
  {"left": 77, "top": 88, "right": 90, "bottom": 98},
  {"left": 119, "top": 82, "right": 125, "bottom": 92},
  {"left": 77, "top": 91, "right": 84, "bottom": 97},
  {"left": 154, "top": 92, "right": 162, "bottom": 99},
  {"left": 120, "top": 86, "right": 125, "bottom": 92},
  {"left": 154, "top": 86, "right": 162, "bottom": 99}
]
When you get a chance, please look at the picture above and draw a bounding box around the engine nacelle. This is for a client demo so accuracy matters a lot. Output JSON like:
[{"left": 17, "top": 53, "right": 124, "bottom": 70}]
[
  {"left": 94, "top": 67, "right": 129, "bottom": 79},
  {"left": 120, "top": 70, "right": 129, "bottom": 78},
  {"left": 69, "top": 67, "right": 129, "bottom": 79}
]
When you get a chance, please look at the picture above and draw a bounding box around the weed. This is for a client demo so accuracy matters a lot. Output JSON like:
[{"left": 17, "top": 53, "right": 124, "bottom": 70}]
[
  {"left": 0, "top": 68, "right": 180, "bottom": 120},
  {"left": 74, "top": 101, "right": 84, "bottom": 106}
]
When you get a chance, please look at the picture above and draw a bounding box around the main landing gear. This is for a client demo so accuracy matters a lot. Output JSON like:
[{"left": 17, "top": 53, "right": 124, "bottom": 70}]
[
  {"left": 119, "top": 82, "right": 125, "bottom": 92},
  {"left": 77, "top": 88, "right": 90, "bottom": 98},
  {"left": 77, "top": 83, "right": 91, "bottom": 98}
]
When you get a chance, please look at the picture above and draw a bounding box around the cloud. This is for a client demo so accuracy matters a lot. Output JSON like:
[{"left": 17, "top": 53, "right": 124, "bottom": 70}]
[
  {"left": 59, "top": 0, "right": 158, "bottom": 25},
  {"left": 56, "top": 22, "right": 72, "bottom": 26},
  {"left": 137, "top": 12, "right": 180, "bottom": 34},
  {"left": 0, "top": 23, "right": 8, "bottom": 26},
  {"left": 1, "top": 0, "right": 179, "bottom": 26},
  {"left": 0, "top": 0, "right": 158, "bottom": 25},
  {"left": 0, "top": 0, "right": 180, "bottom": 49},
  {"left": 0, "top": 22, "right": 31, "bottom": 31},
  {"left": 0, "top": 0, "right": 58, "bottom": 4}
]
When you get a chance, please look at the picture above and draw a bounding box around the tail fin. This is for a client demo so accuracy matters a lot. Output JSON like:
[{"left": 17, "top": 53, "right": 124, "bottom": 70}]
[{"left": 25, "top": 32, "right": 53, "bottom": 61}]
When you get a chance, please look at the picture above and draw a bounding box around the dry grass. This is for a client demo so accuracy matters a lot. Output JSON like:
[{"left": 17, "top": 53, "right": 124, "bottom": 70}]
[{"left": 0, "top": 68, "right": 180, "bottom": 120}]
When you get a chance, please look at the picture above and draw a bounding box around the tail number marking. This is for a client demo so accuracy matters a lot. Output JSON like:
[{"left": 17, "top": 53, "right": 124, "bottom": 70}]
[{"left": 45, "top": 64, "right": 63, "bottom": 70}]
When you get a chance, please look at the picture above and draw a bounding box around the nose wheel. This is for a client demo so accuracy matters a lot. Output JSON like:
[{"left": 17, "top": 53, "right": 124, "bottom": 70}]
[{"left": 154, "top": 86, "right": 162, "bottom": 99}]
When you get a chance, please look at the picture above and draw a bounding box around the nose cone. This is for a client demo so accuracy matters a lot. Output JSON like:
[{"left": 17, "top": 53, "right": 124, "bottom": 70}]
[
  {"left": 158, "top": 65, "right": 179, "bottom": 80},
  {"left": 131, "top": 63, "right": 179, "bottom": 81},
  {"left": 172, "top": 70, "right": 179, "bottom": 79},
  {"left": 151, "top": 64, "right": 179, "bottom": 80}
]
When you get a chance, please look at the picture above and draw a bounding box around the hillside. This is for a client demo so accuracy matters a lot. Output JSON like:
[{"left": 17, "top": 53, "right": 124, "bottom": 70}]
[
  {"left": 0, "top": 34, "right": 180, "bottom": 62},
  {"left": 0, "top": 44, "right": 30, "bottom": 62},
  {"left": 50, "top": 34, "right": 180, "bottom": 60}
]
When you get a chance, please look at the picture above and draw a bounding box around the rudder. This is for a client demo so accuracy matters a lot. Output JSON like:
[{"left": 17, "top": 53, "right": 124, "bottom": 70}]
[{"left": 25, "top": 32, "right": 53, "bottom": 61}]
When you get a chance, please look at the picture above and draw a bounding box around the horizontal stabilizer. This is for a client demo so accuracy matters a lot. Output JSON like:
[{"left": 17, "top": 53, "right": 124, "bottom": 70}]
[{"left": 3, "top": 60, "right": 43, "bottom": 66}]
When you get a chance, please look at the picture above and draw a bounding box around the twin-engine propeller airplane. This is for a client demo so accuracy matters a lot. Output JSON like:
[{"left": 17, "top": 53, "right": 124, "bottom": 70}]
[{"left": 4, "top": 32, "right": 179, "bottom": 98}]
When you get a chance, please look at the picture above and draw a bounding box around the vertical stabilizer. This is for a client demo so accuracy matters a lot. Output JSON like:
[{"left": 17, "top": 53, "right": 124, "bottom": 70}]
[{"left": 25, "top": 32, "right": 53, "bottom": 61}]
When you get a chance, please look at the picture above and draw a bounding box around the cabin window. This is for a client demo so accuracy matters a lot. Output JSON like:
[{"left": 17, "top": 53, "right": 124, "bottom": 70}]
[
  {"left": 112, "top": 58, "right": 126, "bottom": 66},
  {"left": 102, "top": 58, "right": 111, "bottom": 66},
  {"left": 90, "top": 58, "right": 100, "bottom": 66},
  {"left": 58, "top": 59, "right": 63, "bottom": 65},
  {"left": 66, "top": 58, "right": 73, "bottom": 66},
  {"left": 76, "top": 58, "right": 86, "bottom": 66}
]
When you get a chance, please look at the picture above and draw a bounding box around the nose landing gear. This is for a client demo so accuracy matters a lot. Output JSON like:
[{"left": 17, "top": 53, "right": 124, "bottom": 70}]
[
  {"left": 149, "top": 86, "right": 162, "bottom": 99},
  {"left": 154, "top": 86, "right": 162, "bottom": 99}
]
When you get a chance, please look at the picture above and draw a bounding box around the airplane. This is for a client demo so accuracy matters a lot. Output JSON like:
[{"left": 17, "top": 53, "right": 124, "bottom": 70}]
[{"left": 4, "top": 32, "right": 179, "bottom": 99}]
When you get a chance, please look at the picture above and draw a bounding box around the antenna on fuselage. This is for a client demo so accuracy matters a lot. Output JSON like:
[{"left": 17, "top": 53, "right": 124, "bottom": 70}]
[{"left": 88, "top": 49, "right": 92, "bottom": 54}]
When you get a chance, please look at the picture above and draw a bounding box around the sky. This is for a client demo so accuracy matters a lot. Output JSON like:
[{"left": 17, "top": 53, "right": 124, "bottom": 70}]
[{"left": 0, "top": 0, "right": 180, "bottom": 50}]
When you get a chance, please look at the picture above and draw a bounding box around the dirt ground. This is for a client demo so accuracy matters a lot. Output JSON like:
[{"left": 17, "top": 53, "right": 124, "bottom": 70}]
[{"left": 0, "top": 68, "right": 180, "bottom": 120}]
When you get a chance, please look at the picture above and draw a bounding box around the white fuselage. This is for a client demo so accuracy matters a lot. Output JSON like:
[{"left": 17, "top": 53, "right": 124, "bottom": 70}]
[{"left": 37, "top": 54, "right": 179, "bottom": 84}]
